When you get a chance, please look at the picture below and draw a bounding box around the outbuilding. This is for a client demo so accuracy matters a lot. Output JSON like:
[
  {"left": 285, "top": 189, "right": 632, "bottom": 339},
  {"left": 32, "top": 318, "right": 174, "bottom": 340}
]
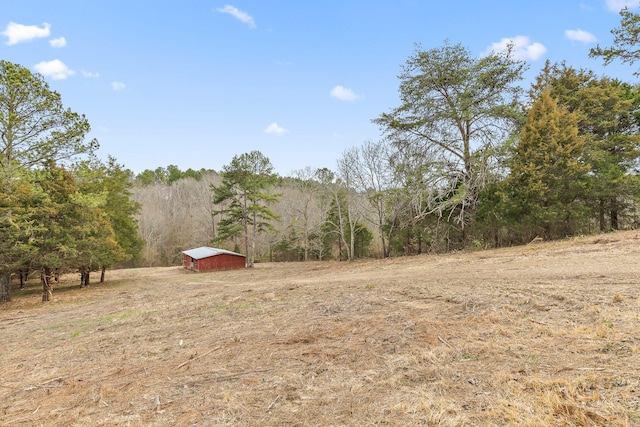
[{"left": 182, "top": 247, "right": 246, "bottom": 272}]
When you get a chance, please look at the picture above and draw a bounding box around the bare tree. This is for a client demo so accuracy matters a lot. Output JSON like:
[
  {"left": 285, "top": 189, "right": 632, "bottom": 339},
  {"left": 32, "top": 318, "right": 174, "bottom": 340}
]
[
  {"left": 336, "top": 149, "right": 368, "bottom": 261},
  {"left": 348, "top": 140, "right": 402, "bottom": 257},
  {"left": 132, "top": 172, "right": 222, "bottom": 266}
]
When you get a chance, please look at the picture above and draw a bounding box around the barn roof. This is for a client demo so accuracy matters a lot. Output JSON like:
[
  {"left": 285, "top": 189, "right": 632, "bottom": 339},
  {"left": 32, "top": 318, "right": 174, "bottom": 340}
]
[{"left": 182, "top": 247, "right": 246, "bottom": 260}]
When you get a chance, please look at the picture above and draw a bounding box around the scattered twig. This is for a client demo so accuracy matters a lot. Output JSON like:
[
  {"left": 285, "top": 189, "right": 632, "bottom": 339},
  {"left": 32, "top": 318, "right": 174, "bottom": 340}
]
[
  {"left": 438, "top": 335, "right": 453, "bottom": 348},
  {"left": 266, "top": 395, "right": 280, "bottom": 411},
  {"left": 23, "top": 376, "right": 67, "bottom": 391},
  {"left": 185, "top": 368, "right": 271, "bottom": 387},
  {"left": 529, "top": 319, "right": 551, "bottom": 326},
  {"left": 121, "top": 367, "right": 147, "bottom": 378},
  {"left": 176, "top": 346, "right": 221, "bottom": 369}
]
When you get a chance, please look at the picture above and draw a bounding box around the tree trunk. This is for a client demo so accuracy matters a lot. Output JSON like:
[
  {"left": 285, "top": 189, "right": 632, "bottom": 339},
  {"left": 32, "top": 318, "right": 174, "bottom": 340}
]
[
  {"left": 599, "top": 198, "right": 606, "bottom": 232},
  {"left": 80, "top": 268, "right": 91, "bottom": 287},
  {"left": 610, "top": 209, "right": 619, "bottom": 230},
  {"left": 243, "top": 196, "right": 251, "bottom": 268},
  {"left": 251, "top": 210, "right": 257, "bottom": 267},
  {"left": 42, "top": 267, "right": 52, "bottom": 302},
  {"left": 19, "top": 270, "right": 26, "bottom": 289},
  {"left": 100, "top": 267, "right": 106, "bottom": 283},
  {"left": 0, "top": 271, "right": 11, "bottom": 302}
]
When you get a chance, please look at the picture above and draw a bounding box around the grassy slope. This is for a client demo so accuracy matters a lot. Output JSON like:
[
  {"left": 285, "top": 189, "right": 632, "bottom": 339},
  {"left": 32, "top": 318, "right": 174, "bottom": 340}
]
[{"left": 1, "top": 231, "right": 639, "bottom": 426}]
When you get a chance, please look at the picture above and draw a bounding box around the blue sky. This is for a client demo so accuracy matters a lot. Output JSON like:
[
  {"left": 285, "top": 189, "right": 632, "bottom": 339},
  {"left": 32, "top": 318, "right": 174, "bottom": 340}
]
[{"left": 1, "top": 1, "right": 639, "bottom": 175}]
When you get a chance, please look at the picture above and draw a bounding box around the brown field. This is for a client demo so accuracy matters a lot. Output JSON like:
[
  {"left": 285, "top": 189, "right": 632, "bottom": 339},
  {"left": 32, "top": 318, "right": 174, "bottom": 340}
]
[{"left": 1, "top": 231, "right": 640, "bottom": 426}]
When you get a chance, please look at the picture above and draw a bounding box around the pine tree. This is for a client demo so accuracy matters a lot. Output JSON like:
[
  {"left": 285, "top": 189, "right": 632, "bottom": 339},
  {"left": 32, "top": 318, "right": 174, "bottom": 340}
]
[{"left": 211, "top": 151, "right": 280, "bottom": 267}]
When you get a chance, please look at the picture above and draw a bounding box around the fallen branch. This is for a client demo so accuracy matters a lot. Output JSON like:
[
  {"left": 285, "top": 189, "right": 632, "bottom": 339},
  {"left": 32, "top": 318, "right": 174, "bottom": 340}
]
[{"left": 176, "top": 346, "right": 221, "bottom": 369}]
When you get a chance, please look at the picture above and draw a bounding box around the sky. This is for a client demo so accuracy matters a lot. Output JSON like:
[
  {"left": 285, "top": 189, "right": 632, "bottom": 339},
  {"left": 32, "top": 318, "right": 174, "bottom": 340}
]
[{"left": 1, "top": 1, "right": 639, "bottom": 176}]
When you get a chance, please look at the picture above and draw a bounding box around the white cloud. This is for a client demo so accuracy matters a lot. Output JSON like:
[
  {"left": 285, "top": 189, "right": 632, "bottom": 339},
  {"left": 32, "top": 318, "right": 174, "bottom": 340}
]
[
  {"left": 2, "top": 22, "right": 51, "bottom": 45},
  {"left": 330, "top": 85, "right": 359, "bottom": 101},
  {"left": 483, "top": 35, "right": 547, "bottom": 61},
  {"left": 217, "top": 5, "right": 256, "bottom": 28},
  {"left": 33, "top": 59, "right": 75, "bottom": 80},
  {"left": 112, "top": 81, "right": 126, "bottom": 91},
  {"left": 606, "top": 0, "right": 640, "bottom": 11},
  {"left": 81, "top": 70, "right": 100, "bottom": 78},
  {"left": 265, "top": 122, "right": 287, "bottom": 136},
  {"left": 565, "top": 29, "right": 597, "bottom": 43},
  {"left": 49, "top": 36, "right": 66, "bottom": 48}
]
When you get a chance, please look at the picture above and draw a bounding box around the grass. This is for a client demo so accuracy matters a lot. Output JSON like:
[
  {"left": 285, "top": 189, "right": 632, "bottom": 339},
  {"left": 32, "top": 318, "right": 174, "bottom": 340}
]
[{"left": 1, "top": 231, "right": 639, "bottom": 426}]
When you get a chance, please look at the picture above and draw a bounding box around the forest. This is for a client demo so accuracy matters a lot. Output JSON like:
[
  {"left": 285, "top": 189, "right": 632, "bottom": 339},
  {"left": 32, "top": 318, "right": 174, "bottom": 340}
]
[{"left": 2, "top": 8, "right": 640, "bottom": 302}]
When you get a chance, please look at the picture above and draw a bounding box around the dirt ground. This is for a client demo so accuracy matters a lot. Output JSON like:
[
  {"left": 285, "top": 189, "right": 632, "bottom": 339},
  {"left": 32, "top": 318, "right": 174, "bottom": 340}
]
[{"left": 1, "top": 231, "right": 639, "bottom": 426}]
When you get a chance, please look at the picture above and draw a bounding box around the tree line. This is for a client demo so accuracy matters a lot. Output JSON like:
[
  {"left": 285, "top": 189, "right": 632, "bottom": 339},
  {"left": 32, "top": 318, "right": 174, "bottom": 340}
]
[
  {"left": 3, "top": 7, "right": 640, "bottom": 300},
  {"left": 132, "top": 14, "right": 640, "bottom": 266}
]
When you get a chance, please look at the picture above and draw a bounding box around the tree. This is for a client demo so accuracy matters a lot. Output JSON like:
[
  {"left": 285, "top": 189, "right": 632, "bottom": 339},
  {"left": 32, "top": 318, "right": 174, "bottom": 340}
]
[
  {"left": 531, "top": 62, "right": 640, "bottom": 231},
  {"left": 0, "top": 61, "right": 98, "bottom": 170},
  {"left": 31, "top": 163, "right": 81, "bottom": 301},
  {"left": 374, "top": 41, "right": 526, "bottom": 242},
  {"left": 310, "top": 168, "right": 336, "bottom": 261},
  {"left": 73, "top": 157, "right": 142, "bottom": 281},
  {"left": 278, "top": 168, "right": 324, "bottom": 261},
  {"left": 0, "top": 168, "right": 44, "bottom": 301},
  {"left": 348, "top": 140, "right": 402, "bottom": 257},
  {"left": 211, "top": 151, "right": 279, "bottom": 267},
  {"left": 335, "top": 149, "right": 368, "bottom": 261},
  {"left": 0, "top": 61, "right": 98, "bottom": 301},
  {"left": 101, "top": 158, "right": 143, "bottom": 271},
  {"left": 503, "top": 90, "right": 590, "bottom": 241},
  {"left": 590, "top": 7, "right": 640, "bottom": 75}
]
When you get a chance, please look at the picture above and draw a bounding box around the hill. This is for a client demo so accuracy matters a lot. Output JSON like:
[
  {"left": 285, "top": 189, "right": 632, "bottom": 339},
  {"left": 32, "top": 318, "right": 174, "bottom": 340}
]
[{"left": 1, "top": 231, "right": 640, "bottom": 426}]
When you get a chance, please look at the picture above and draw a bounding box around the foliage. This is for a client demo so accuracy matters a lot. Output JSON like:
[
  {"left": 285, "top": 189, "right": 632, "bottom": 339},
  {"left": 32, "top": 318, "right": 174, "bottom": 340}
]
[
  {"left": 590, "top": 7, "right": 640, "bottom": 75},
  {"left": 374, "top": 41, "right": 527, "bottom": 240},
  {"left": 502, "top": 90, "right": 590, "bottom": 241},
  {"left": 0, "top": 167, "right": 45, "bottom": 301},
  {"left": 0, "top": 61, "right": 142, "bottom": 301},
  {"left": 135, "top": 165, "right": 215, "bottom": 186},
  {"left": 0, "top": 60, "right": 98, "bottom": 170},
  {"left": 73, "top": 157, "right": 143, "bottom": 269},
  {"left": 531, "top": 62, "right": 640, "bottom": 231},
  {"left": 211, "top": 151, "right": 280, "bottom": 267}
]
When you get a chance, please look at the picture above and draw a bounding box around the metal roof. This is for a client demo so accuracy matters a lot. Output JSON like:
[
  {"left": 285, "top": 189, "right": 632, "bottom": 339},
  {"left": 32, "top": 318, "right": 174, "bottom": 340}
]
[{"left": 182, "top": 247, "right": 246, "bottom": 260}]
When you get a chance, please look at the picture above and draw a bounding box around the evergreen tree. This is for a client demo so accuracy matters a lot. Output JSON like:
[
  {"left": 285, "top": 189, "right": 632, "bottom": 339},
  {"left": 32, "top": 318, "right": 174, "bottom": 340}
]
[
  {"left": 32, "top": 163, "right": 82, "bottom": 301},
  {"left": 0, "top": 168, "right": 44, "bottom": 301},
  {"left": 504, "top": 90, "right": 590, "bottom": 241},
  {"left": 590, "top": 7, "right": 640, "bottom": 75},
  {"left": 0, "top": 60, "right": 97, "bottom": 301},
  {"left": 0, "top": 61, "right": 98, "bottom": 170},
  {"left": 211, "top": 151, "right": 280, "bottom": 267},
  {"left": 531, "top": 62, "right": 640, "bottom": 230},
  {"left": 73, "top": 157, "right": 142, "bottom": 281}
]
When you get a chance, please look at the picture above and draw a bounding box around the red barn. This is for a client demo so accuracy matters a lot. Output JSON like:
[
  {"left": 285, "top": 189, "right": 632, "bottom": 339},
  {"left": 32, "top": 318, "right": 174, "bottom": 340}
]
[{"left": 182, "top": 247, "right": 246, "bottom": 272}]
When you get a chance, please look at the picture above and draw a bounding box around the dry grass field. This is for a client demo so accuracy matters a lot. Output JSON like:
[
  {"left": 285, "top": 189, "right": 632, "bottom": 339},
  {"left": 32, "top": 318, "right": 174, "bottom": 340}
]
[{"left": 1, "top": 231, "right": 640, "bottom": 426}]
